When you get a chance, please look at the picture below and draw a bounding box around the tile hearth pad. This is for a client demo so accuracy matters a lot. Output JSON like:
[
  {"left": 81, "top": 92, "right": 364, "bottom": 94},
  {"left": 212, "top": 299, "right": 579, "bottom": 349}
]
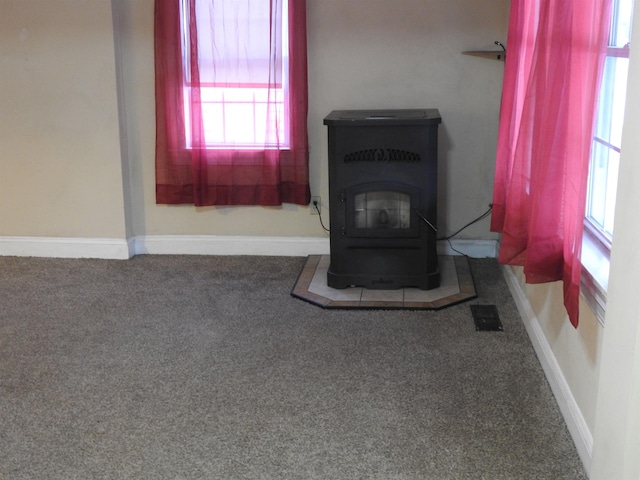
[{"left": 291, "top": 255, "right": 476, "bottom": 310}]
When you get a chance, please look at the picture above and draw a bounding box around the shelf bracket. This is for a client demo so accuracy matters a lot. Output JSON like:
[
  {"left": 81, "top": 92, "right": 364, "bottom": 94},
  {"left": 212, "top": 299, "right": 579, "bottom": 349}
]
[{"left": 462, "top": 40, "right": 506, "bottom": 62}]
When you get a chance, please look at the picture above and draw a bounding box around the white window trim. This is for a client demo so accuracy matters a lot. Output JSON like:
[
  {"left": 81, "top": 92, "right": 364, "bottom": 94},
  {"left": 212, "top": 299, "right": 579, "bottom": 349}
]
[
  {"left": 580, "top": 0, "right": 633, "bottom": 325},
  {"left": 180, "top": 0, "right": 291, "bottom": 151},
  {"left": 581, "top": 223, "right": 611, "bottom": 326}
]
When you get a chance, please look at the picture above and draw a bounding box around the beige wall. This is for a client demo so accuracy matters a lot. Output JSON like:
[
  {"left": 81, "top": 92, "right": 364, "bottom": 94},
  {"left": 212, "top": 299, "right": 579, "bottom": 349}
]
[
  {"left": 511, "top": 270, "right": 603, "bottom": 435},
  {"left": 2, "top": 0, "right": 507, "bottom": 239},
  {"left": 0, "top": 0, "right": 128, "bottom": 239},
  {"left": 113, "top": 0, "right": 508, "bottom": 238}
]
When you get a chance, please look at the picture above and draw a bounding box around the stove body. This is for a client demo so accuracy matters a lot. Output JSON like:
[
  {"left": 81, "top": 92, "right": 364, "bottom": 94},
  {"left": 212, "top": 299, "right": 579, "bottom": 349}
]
[{"left": 324, "top": 109, "right": 442, "bottom": 290}]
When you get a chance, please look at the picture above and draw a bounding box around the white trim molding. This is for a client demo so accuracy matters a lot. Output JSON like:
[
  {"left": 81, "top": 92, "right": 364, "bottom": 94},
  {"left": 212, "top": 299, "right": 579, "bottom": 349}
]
[
  {"left": 437, "top": 239, "right": 499, "bottom": 258},
  {"left": 501, "top": 265, "right": 593, "bottom": 476},
  {"left": 0, "top": 236, "right": 133, "bottom": 260},
  {"left": 0, "top": 236, "right": 499, "bottom": 260},
  {"left": 134, "top": 235, "right": 331, "bottom": 257},
  {"left": 581, "top": 229, "right": 610, "bottom": 326}
]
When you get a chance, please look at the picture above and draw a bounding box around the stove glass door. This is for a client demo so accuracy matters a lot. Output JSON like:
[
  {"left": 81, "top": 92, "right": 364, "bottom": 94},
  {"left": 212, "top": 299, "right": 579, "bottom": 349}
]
[
  {"left": 345, "top": 182, "right": 420, "bottom": 238},
  {"left": 354, "top": 191, "right": 411, "bottom": 230}
]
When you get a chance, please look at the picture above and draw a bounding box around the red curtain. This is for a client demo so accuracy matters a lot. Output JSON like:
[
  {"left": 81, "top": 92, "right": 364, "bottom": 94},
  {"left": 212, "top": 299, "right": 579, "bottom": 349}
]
[
  {"left": 491, "top": 0, "right": 612, "bottom": 327},
  {"left": 154, "top": 0, "right": 310, "bottom": 206}
]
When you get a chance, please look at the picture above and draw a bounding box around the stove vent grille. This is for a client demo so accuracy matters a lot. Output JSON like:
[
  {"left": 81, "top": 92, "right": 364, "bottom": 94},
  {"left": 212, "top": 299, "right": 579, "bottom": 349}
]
[{"left": 344, "top": 148, "right": 420, "bottom": 164}]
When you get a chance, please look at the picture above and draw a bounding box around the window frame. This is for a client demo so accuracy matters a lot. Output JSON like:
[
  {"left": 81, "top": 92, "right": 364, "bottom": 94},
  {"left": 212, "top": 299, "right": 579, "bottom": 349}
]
[
  {"left": 582, "top": 0, "right": 633, "bottom": 325},
  {"left": 179, "top": 0, "right": 291, "bottom": 151}
]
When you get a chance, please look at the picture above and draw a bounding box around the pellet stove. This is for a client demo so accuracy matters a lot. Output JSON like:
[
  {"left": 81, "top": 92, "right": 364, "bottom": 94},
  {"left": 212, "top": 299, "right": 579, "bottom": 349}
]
[{"left": 324, "top": 109, "right": 442, "bottom": 290}]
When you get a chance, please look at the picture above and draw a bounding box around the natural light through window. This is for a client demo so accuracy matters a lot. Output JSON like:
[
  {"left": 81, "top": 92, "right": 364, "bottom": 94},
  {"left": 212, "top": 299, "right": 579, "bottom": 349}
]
[
  {"left": 180, "top": 0, "right": 290, "bottom": 149},
  {"left": 586, "top": 0, "right": 634, "bottom": 244},
  {"left": 582, "top": 0, "right": 633, "bottom": 323}
]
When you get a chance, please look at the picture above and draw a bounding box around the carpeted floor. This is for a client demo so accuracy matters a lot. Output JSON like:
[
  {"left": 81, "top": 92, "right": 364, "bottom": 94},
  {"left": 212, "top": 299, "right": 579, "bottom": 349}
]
[{"left": 0, "top": 255, "right": 587, "bottom": 479}]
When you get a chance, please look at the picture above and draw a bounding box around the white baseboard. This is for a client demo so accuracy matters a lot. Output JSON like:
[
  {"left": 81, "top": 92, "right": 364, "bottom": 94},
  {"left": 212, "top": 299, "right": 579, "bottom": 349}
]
[
  {"left": 0, "top": 236, "right": 133, "bottom": 260},
  {"left": 437, "top": 239, "right": 499, "bottom": 258},
  {"left": 0, "top": 235, "right": 498, "bottom": 260},
  {"left": 501, "top": 265, "right": 593, "bottom": 476},
  {"left": 134, "top": 235, "right": 331, "bottom": 257},
  {"left": 138, "top": 236, "right": 498, "bottom": 258}
]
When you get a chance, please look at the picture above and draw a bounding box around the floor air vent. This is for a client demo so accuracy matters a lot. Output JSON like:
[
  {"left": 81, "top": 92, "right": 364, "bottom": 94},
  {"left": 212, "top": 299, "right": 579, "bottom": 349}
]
[{"left": 471, "top": 304, "right": 503, "bottom": 332}]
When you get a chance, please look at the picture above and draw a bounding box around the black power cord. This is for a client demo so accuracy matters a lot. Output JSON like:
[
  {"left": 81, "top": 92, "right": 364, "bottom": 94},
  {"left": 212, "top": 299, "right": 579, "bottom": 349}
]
[
  {"left": 312, "top": 199, "right": 330, "bottom": 233},
  {"left": 311, "top": 199, "right": 493, "bottom": 246},
  {"left": 437, "top": 204, "right": 493, "bottom": 257},
  {"left": 438, "top": 204, "right": 493, "bottom": 241}
]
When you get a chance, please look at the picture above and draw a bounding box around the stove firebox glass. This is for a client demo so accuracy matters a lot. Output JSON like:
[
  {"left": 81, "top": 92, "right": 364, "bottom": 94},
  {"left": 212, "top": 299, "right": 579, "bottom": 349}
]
[{"left": 354, "top": 191, "right": 411, "bottom": 230}]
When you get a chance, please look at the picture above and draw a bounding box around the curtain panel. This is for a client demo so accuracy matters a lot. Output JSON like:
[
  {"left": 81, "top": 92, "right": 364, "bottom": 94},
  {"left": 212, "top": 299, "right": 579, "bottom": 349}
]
[
  {"left": 154, "top": 0, "right": 310, "bottom": 206},
  {"left": 491, "top": 0, "right": 612, "bottom": 327}
]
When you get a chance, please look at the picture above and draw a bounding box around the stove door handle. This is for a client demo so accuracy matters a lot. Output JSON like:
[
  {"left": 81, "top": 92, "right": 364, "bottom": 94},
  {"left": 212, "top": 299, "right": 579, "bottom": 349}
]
[{"left": 413, "top": 209, "right": 438, "bottom": 233}]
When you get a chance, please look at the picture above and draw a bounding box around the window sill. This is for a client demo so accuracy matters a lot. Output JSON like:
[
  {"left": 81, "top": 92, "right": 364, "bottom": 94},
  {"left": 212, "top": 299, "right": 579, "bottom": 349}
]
[{"left": 581, "top": 228, "right": 610, "bottom": 326}]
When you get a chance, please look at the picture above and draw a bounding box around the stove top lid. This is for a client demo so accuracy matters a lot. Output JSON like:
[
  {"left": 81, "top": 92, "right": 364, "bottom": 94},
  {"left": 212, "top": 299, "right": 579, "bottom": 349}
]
[{"left": 323, "top": 109, "right": 441, "bottom": 126}]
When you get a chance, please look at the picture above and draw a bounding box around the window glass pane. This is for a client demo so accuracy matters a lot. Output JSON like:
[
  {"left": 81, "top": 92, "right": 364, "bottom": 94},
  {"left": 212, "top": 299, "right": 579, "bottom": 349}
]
[
  {"left": 604, "top": 149, "right": 620, "bottom": 236},
  {"left": 587, "top": 141, "right": 618, "bottom": 237},
  {"left": 200, "top": 103, "right": 225, "bottom": 144},
  {"left": 594, "top": 57, "right": 629, "bottom": 147},
  {"left": 181, "top": 0, "right": 289, "bottom": 149},
  {"left": 218, "top": 88, "right": 254, "bottom": 103},
  {"left": 194, "top": 0, "right": 280, "bottom": 85},
  {"left": 586, "top": 0, "right": 634, "bottom": 243},
  {"left": 223, "top": 104, "right": 256, "bottom": 145},
  {"left": 611, "top": 0, "right": 634, "bottom": 46},
  {"left": 587, "top": 142, "right": 606, "bottom": 224}
]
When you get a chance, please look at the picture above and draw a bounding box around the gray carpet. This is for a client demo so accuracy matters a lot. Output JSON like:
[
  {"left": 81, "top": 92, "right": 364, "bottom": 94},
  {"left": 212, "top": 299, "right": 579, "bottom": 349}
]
[{"left": 0, "top": 255, "right": 587, "bottom": 479}]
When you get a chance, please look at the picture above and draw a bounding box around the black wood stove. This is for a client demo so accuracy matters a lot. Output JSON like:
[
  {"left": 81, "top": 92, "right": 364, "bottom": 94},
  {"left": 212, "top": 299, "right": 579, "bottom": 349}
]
[{"left": 324, "top": 109, "right": 442, "bottom": 290}]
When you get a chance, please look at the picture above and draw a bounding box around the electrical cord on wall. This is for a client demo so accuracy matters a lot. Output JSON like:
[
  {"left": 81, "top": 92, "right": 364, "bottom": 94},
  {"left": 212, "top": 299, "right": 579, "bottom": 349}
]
[
  {"left": 312, "top": 200, "right": 493, "bottom": 246},
  {"left": 437, "top": 204, "right": 493, "bottom": 257},
  {"left": 313, "top": 199, "right": 330, "bottom": 233}
]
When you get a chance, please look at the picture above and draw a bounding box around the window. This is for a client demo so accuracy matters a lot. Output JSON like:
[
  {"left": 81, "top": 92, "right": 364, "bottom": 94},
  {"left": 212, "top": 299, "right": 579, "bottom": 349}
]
[
  {"left": 582, "top": 0, "right": 634, "bottom": 322},
  {"left": 181, "top": 0, "right": 289, "bottom": 149},
  {"left": 154, "top": 0, "right": 310, "bottom": 206}
]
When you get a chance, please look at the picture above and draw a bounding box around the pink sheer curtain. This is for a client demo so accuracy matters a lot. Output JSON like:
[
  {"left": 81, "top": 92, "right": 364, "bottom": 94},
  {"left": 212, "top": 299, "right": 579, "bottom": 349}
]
[
  {"left": 154, "top": 0, "right": 310, "bottom": 206},
  {"left": 491, "top": 0, "right": 612, "bottom": 327}
]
